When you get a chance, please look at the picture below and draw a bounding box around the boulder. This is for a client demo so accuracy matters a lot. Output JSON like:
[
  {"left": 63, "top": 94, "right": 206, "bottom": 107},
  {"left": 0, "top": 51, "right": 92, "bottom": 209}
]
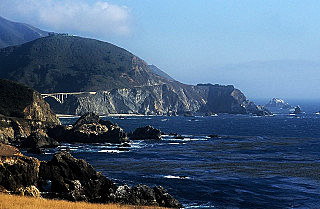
[
  {"left": 21, "top": 132, "right": 59, "bottom": 149},
  {"left": 129, "top": 184, "right": 158, "bottom": 206},
  {"left": 114, "top": 184, "right": 132, "bottom": 203},
  {"left": 130, "top": 126, "right": 162, "bottom": 140},
  {"left": 39, "top": 151, "right": 117, "bottom": 202},
  {"left": 114, "top": 184, "right": 182, "bottom": 208},
  {"left": 15, "top": 185, "right": 41, "bottom": 197},
  {"left": 154, "top": 186, "right": 183, "bottom": 208},
  {"left": 0, "top": 144, "right": 40, "bottom": 192}
]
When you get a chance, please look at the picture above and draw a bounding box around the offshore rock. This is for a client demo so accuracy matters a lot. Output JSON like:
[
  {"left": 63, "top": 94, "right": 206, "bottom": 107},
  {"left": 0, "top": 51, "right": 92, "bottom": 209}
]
[
  {"left": 130, "top": 125, "right": 162, "bottom": 140},
  {"left": 293, "top": 105, "right": 302, "bottom": 114},
  {"left": 54, "top": 113, "right": 128, "bottom": 144},
  {"left": 265, "top": 98, "right": 292, "bottom": 109}
]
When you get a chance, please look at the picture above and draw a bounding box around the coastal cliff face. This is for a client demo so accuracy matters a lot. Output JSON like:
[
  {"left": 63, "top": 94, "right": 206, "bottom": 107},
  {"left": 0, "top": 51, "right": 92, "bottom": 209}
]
[
  {"left": 72, "top": 83, "right": 206, "bottom": 115},
  {"left": 0, "top": 79, "right": 60, "bottom": 144},
  {"left": 0, "top": 79, "right": 59, "bottom": 123},
  {"left": 46, "top": 83, "right": 267, "bottom": 116}
]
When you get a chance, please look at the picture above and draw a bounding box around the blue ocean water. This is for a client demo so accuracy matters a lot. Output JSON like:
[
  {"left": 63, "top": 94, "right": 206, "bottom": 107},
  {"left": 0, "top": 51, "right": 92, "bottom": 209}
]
[{"left": 31, "top": 102, "right": 320, "bottom": 209}]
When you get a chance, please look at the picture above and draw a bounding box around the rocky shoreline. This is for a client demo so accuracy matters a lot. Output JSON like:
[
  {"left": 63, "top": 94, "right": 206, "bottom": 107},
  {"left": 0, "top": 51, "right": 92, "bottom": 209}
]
[
  {"left": 0, "top": 144, "right": 182, "bottom": 208},
  {"left": 0, "top": 79, "right": 182, "bottom": 208}
]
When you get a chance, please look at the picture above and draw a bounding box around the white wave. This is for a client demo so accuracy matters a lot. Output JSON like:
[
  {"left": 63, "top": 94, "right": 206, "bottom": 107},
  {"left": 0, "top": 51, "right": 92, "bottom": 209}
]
[
  {"left": 164, "top": 175, "right": 190, "bottom": 179},
  {"left": 98, "top": 150, "right": 121, "bottom": 153},
  {"left": 163, "top": 137, "right": 207, "bottom": 142}
]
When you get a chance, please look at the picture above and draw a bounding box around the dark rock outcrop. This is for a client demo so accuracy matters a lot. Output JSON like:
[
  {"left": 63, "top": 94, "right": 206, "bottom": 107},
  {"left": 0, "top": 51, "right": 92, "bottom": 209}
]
[
  {"left": 20, "top": 132, "right": 59, "bottom": 149},
  {"left": 39, "top": 151, "right": 117, "bottom": 202},
  {"left": 0, "top": 79, "right": 60, "bottom": 124},
  {"left": 48, "top": 113, "right": 128, "bottom": 144},
  {"left": 38, "top": 151, "right": 182, "bottom": 207},
  {"left": 130, "top": 125, "right": 162, "bottom": 140},
  {"left": 0, "top": 114, "right": 58, "bottom": 145},
  {"left": 0, "top": 143, "right": 40, "bottom": 195},
  {"left": 114, "top": 184, "right": 182, "bottom": 208},
  {"left": 0, "top": 79, "right": 60, "bottom": 145},
  {"left": 0, "top": 144, "right": 182, "bottom": 207},
  {"left": 154, "top": 186, "right": 183, "bottom": 208}
]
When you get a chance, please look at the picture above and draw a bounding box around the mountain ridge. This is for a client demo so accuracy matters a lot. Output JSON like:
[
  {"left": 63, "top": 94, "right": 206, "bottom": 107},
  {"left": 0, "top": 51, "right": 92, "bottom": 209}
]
[
  {"left": 0, "top": 15, "right": 48, "bottom": 48},
  {"left": 0, "top": 25, "right": 269, "bottom": 115}
]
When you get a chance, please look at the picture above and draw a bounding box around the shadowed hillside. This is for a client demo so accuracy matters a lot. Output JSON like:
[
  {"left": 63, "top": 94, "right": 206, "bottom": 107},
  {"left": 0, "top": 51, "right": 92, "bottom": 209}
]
[
  {"left": 0, "top": 16, "right": 48, "bottom": 48},
  {"left": 0, "top": 35, "right": 166, "bottom": 93}
]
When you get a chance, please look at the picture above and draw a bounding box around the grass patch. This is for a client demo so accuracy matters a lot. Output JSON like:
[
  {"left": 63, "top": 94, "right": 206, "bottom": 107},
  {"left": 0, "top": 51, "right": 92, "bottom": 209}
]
[{"left": 0, "top": 193, "right": 166, "bottom": 209}]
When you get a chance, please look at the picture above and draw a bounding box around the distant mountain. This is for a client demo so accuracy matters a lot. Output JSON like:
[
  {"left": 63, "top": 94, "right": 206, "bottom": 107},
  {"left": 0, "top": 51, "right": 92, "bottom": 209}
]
[
  {"left": 0, "top": 16, "right": 48, "bottom": 48},
  {"left": 0, "top": 34, "right": 167, "bottom": 93},
  {"left": 149, "top": 65, "right": 175, "bottom": 81},
  {"left": 0, "top": 34, "right": 267, "bottom": 116}
]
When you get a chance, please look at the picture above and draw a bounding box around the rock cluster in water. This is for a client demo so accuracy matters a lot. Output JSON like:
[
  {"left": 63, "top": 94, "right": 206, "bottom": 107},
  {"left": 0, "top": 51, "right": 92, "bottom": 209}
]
[
  {"left": 129, "top": 125, "right": 162, "bottom": 140},
  {"left": 265, "top": 98, "right": 292, "bottom": 109}
]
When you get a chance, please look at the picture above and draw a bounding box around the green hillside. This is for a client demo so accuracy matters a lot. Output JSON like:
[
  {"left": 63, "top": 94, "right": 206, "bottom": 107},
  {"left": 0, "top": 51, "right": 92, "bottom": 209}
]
[{"left": 0, "top": 35, "right": 164, "bottom": 93}]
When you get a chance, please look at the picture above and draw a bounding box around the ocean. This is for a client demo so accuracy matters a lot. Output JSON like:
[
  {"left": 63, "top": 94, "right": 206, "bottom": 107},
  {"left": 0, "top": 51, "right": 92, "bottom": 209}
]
[{"left": 29, "top": 101, "right": 320, "bottom": 208}]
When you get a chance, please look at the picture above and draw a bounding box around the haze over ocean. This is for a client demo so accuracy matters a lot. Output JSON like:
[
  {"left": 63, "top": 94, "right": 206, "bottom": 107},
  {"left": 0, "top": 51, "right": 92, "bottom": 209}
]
[{"left": 1, "top": 0, "right": 319, "bottom": 99}]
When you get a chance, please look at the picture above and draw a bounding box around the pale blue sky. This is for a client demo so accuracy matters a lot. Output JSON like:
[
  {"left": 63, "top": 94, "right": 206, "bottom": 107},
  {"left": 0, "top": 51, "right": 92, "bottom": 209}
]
[{"left": 1, "top": 0, "right": 320, "bottom": 99}]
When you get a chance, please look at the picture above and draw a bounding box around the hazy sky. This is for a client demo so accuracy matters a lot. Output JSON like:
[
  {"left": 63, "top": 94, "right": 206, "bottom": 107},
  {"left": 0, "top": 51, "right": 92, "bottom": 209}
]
[{"left": 0, "top": 0, "right": 320, "bottom": 99}]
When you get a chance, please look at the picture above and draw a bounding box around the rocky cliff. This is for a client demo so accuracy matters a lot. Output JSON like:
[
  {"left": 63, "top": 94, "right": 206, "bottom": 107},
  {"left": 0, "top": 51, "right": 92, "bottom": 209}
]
[
  {"left": 0, "top": 79, "right": 60, "bottom": 144},
  {"left": 0, "top": 79, "right": 59, "bottom": 123},
  {"left": 46, "top": 83, "right": 270, "bottom": 116}
]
